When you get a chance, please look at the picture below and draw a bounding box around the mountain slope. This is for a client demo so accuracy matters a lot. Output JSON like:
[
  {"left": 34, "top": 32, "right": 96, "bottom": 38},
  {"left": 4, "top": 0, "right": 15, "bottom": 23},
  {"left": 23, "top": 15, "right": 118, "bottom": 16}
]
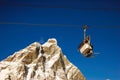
[{"left": 0, "top": 38, "right": 85, "bottom": 80}]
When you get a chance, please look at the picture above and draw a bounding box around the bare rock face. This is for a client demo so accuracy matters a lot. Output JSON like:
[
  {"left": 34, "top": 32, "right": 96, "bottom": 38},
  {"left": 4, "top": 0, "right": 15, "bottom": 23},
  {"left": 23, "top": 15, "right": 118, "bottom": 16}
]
[{"left": 0, "top": 38, "right": 85, "bottom": 80}]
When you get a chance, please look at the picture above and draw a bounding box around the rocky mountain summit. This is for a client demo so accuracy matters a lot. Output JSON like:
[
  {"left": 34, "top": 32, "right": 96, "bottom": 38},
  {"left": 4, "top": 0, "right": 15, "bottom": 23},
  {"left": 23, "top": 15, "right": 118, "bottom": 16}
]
[{"left": 0, "top": 38, "right": 85, "bottom": 80}]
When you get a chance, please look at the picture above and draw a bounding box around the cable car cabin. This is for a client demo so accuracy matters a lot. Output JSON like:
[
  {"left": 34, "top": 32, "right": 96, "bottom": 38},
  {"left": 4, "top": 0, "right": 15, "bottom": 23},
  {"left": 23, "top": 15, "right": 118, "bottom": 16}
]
[{"left": 78, "top": 35, "right": 93, "bottom": 57}]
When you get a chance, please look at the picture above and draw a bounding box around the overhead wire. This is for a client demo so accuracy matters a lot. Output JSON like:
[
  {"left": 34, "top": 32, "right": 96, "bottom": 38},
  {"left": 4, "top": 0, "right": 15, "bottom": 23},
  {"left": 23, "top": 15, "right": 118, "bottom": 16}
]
[
  {"left": 0, "top": 22, "right": 120, "bottom": 28},
  {"left": 0, "top": 1, "right": 120, "bottom": 11},
  {"left": 0, "top": 1, "right": 120, "bottom": 28}
]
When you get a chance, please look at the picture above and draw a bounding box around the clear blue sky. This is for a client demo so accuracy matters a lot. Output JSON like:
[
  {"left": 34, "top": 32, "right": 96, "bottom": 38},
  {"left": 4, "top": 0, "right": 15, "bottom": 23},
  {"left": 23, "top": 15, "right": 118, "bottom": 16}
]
[{"left": 0, "top": 0, "right": 120, "bottom": 80}]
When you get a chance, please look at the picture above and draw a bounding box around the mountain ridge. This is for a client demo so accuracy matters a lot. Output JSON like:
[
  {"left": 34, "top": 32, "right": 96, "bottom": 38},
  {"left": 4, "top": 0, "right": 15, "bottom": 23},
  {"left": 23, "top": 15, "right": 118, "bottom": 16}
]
[{"left": 0, "top": 38, "right": 85, "bottom": 80}]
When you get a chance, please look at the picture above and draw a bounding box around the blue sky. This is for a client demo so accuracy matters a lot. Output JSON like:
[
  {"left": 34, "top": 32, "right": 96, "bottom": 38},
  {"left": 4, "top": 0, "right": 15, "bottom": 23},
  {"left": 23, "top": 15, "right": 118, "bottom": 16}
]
[{"left": 0, "top": 0, "right": 120, "bottom": 80}]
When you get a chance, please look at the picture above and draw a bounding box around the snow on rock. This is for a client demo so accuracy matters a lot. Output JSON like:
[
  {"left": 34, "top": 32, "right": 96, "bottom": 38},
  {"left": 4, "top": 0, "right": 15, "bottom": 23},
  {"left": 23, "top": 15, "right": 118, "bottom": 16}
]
[{"left": 0, "top": 38, "right": 85, "bottom": 80}]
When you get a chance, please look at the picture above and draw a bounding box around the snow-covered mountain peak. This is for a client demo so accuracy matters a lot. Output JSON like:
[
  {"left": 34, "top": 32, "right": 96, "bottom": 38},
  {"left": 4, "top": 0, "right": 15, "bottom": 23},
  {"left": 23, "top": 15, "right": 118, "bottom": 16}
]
[{"left": 0, "top": 38, "right": 85, "bottom": 80}]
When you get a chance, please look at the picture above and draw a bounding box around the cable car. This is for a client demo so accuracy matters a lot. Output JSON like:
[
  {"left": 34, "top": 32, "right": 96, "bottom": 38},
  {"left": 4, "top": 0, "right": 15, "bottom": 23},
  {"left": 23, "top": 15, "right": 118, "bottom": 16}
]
[{"left": 78, "top": 25, "right": 94, "bottom": 57}]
